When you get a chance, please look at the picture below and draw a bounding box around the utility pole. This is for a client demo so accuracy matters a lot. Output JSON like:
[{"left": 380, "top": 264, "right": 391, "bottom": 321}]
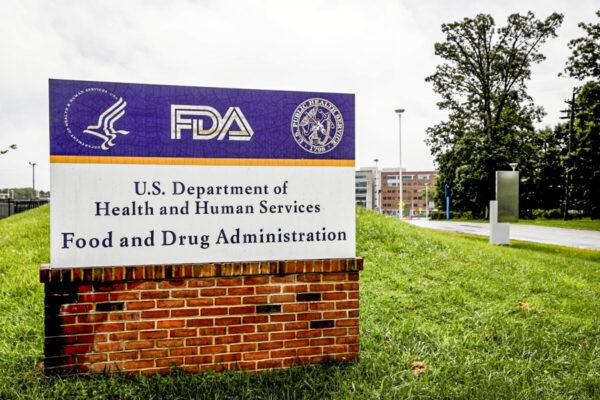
[
  {"left": 560, "top": 88, "right": 580, "bottom": 220},
  {"left": 395, "top": 109, "right": 405, "bottom": 219},
  {"left": 28, "top": 161, "right": 37, "bottom": 199}
]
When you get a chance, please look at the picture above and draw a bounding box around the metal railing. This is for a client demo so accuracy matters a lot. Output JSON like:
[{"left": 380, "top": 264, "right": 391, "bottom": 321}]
[{"left": 0, "top": 199, "right": 49, "bottom": 219}]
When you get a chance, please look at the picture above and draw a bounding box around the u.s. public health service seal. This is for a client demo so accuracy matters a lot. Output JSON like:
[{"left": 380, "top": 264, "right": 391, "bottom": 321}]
[{"left": 291, "top": 98, "right": 344, "bottom": 154}]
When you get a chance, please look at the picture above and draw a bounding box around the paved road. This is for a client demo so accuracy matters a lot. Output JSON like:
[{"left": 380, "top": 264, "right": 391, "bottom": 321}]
[{"left": 405, "top": 220, "right": 600, "bottom": 250}]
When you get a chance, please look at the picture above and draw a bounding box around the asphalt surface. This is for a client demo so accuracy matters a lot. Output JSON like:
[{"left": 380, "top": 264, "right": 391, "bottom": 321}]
[{"left": 405, "top": 220, "right": 600, "bottom": 251}]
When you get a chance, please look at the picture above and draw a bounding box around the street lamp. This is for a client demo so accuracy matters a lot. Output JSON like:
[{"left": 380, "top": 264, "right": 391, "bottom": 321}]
[
  {"left": 28, "top": 161, "right": 37, "bottom": 199},
  {"left": 373, "top": 158, "right": 379, "bottom": 213},
  {"left": 395, "top": 108, "right": 405, "bottom": 219}
]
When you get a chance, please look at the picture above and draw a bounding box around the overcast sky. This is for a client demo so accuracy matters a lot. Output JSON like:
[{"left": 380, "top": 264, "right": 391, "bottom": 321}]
[{"left": 0, "top": 0, "right": 597, "bottom": 191}]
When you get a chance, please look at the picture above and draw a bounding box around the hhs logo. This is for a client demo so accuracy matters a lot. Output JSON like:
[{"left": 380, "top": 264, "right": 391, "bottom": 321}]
[{"left": 171, "top": 105, "right": 254, "bottom": 141}]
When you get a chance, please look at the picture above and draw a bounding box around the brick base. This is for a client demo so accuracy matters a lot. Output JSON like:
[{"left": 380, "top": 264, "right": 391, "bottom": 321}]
[{"left": 40, "top": 259, "right": 362, "bottom": 375}]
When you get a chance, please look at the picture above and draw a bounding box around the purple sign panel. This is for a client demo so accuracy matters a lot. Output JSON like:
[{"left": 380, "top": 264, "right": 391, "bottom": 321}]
[{"left": 49, "top": 79, "right": 355, "bottom": 161}]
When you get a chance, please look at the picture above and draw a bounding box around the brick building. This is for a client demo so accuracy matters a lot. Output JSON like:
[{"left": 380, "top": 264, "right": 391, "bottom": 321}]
[{"left": 379, "top": 169, "right": 437, "bottom": 217}]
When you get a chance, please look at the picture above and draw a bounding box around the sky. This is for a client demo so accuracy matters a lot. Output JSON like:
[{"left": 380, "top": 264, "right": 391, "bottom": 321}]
[{"left": 0, "top": 0, "right": 597, "bottom": 191}]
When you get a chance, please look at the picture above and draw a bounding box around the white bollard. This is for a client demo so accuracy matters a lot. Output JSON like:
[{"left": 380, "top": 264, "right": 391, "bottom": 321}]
[{"left": 490, "top": 200, "right": 510, "bottom": 245}]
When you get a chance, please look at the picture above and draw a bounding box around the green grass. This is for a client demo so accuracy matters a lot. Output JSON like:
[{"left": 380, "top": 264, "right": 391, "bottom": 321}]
[{"left": 0, "top": 205, "right": 599, "bottom": 399}]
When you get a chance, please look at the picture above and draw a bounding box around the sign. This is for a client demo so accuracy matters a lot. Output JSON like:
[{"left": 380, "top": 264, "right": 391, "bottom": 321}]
[
  {"left": 496, "top": 171, "right": 519, "bottom": 223},
  {"left": 49, "top": 79, "right": 355, "bottom": 267}
]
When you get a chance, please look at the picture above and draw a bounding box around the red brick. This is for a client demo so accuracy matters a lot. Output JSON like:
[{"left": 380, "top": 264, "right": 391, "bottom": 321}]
[
  {"left": 258, "top": 341, "right": 283, "bottom": 351},
  {"left": 322, "top": 328, "right": 346, "bottom": 336},
  {"left": 242, "top": 296, "right": 268, "bottom": 304},
  {"left": 229, "top": 325, "right": 255, "bottom": 334},
  {"left": 215, "top": 317, "right": 241, "bottom": 326},
  {"left": 109, "top": 312, "right": 140, "bottom": 321},
  {"left": 156, "top": 357, "right": 184, "bottom": 367},
  {"left": 170, "top": 328, "right": 197, "bottom": 337},
  {"left": 298, "top": 347, "right": 322, "bottom": 356},
  {"left": 323, "top": 345, "right": 347, "bottom": 354},
  {"left": 323, "top": 273, "right": 347, "bottom": 282},
  {"left": 126, "top": 321, "right": 155, "bottom": 330},
  {"left": 309, "top": 284, "right": 335, "bottom": 292},
  {"left": 199, "top": 327, "right": 226, "bottom": 336},
  {"left": 323, "top": 311, "right": 347, "bottom": 319},
  {"left": 200, "top": 307, "right": 227, "bottom": 316},
  {"left": 270, "top": 275, "right": 295, "bottom": 283},
  {"left": 297, "top": 274, "right": 321, "bottom": 282},
  {"left": 95, "top": 342, "right": 123, "bottom": 352},
  {"left": 186, "top": 337, "right": 212, "bottom": 346},
  {"left": 170, "top": 347, "right": 196, "bottom": 356},
  {"left": 284, "top": 339, "right": 310, "bottom": 348},
  {"left": 243, "top": 315, "right": 268, "bottom": 324},
  {"left": 228, "top": 287, "right": 254, "bottom": 295},
  {"left": 61, "top": 344, "right": 92, "bottom": 355},
  {"left": 140, "top": 330, "right": 168, "bottom": 339},
  {"left": 95, "top": 323, "right": 125, "bottom": 332},
  {"left": 187, "top": 298, "right": 213, "bottom": 307},
  {"left": 61, "top": 304, "right": 93, "bottom": 314},
  {"left": 296, "top": 330, "right": 322, "bottom": 339},
  {"left": 297, "top": 312, "right": 321, "bottom": 321},
  {"left": 282, "top": 303, "right": 307, "bottom": 313},
  {"left": 140, "top": 349, "right": 169, "bottom": 359},
  {"left": 215, "top": 297, "right": 241, "bottom": 305},
  {"left": 348, "top": 291, "right": 360, "bottom": 299},
  {"left": 125, "top": 340, "right": 154, "bottom": 350},
  {"left": 336, "top": 282, "right": 359, "bottom": 291},
  {"left": 216, "top": 278, "right": 243, "bottom": 286},
  {"left": 282, "top": 284, "right": 308, "bottom": 293},
  {"left": 142, "top": 310, "right": 170, "bottom": 319},
  {"left": 323, "top": 292, "right": 346, "bottom": 301},
  {"left": 284, "top": 321, "right": 309, "bottom": 331},
  {"left": 110, "top": 292, "right": 139, "bottom": 301},
  {"left": 270, "top": 294, "right": 295, "bottom": 303},
  {"left": 337, "top": 318, "right": 359, "bottom": 327},
  {"left": 127, "top": 301, "right": 155, "bottom": 310},
  {"left": 311, "top": 338, "right": 335, "bottom": 346},
  {"left": 270, "top": 331, "right": 295, "bottom": 341},
  {"left": 310, "top": 303, "right": 335, "bottom": 311},
  {"left": 227, "top": 340, "right": 255, "bottom": 352},
  {"left": 188, "top": 279, "right": 215, "bottom": 288},
  {"left": 270, "top": 314, "right": 295, "bottom": 322},
  {"left": 243, "top": 333, "right": 269, "bottom": 342},
  {"left": 157, "top": 300, "right": 185, "bottom": 308},
  {"left": 77, "top": 314, "right": 108, "bottom": 323},
  {"left": 109, "top": 351, "right": 138, "bottom": 361},
  {"left": 255, "top": 285, "right": 281, "bottom": 294},
  {"left": 244, "top": 276, "right": 269, "bottom": 285},
  {"left": 215, "top": 335, "right": 241, "bottom": 344},
  {"left": 156, "top": 339, "right": 184, "bottom": 348},
  {"left": 186, "top": 318, "right": 213, "bottom": 327},
  {"left": 158, "top": 280, "right": 185, "bottom": 289},
  {"left": 172, "top": 289, "right": 198, "bottom": 298},
  {"left": 124, "top": 360, "right": 154, "bottom": 370},
  {"left": 228, "top": 306, "right": 255, "bottom": 315},
  {"left": 78, "top": 293, "right": 109, "bottom": 302},
  {"left": 185, "top": 355, "right": 213, "bottom": 364},
  {"left": 243, "top": 351, "right": 270, "bottom": 361},
  {"left": 157, "top": 320, "right": 185, "bottom": 329},
  {"left": 257, "top": 323, "right": 283, "bottom": 332},
  {"left": 200, "top": 288, "right": 226, "bottom": 296},
  {"left": 272, "top": 349, "right": 297, "bottom": 358},
  {"left": 336, "top": 301, "right": 359, "bottom": 310},
  {"left": 171, "top": 309, "right": 199, "bottom": 317},
  {"left": 128, "top": 281, "right": 157, "bottom": 290},
  {"left": 141, "top": 291, "right": 170, "bottom": 299},
  {"left": 257, "top": 359, "right": 283, "bottom": 369},
  {"left": 215, "top": 353, "right": 241, "bottom": 363},
  {"left": 62, "top": 324, "right": 93, "bottom": 335},
  {"left": 109, "top": 331, "right": 138, "bottom": 341},
  {"left": 200, "top": 345, "right": 227, "bottom": 354}
]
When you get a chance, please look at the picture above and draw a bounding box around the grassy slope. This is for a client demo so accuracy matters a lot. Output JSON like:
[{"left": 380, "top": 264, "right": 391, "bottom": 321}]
[{"left": 0, "top": 205, "right": 598, "bottom": 399}]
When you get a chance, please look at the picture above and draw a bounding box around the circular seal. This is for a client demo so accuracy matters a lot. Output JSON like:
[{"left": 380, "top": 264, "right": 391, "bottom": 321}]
[
  {"left": 291, "top": 98, "right": 344, "bottom": 154},
  {"left": 64, "top": 87, "right": 129, "bottom": 150}
]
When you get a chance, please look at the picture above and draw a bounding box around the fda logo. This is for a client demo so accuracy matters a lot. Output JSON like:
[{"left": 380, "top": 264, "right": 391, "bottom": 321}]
[{"left": 171, "top": 105, "right": 254, "bottom": 141}]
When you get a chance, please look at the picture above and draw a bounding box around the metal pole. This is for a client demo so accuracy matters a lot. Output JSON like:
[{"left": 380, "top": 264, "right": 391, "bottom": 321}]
[
  {"left": 395, "top": 109, "right": 405, "bottom": 219},
  {"left": 373, "top": 159, "right": 379, "bottom": 212},
  {"left": 445, "top": 183, "right": 450, "bottom": 220},
  {"left": 425, "top": 184, "right": 429, "bottom": 219},
  {"left": 29, "top": 161, "right": 37, "bottom": 199}
]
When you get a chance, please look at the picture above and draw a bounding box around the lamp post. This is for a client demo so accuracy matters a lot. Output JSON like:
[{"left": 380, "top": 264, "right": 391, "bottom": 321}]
[
  {"left": 394, "top": 108, "right": 405, "bottom": 219},
  {"left": 373, "top": 158, "right": 379, "bottom": 213},
  {"left": 28, "top": 161, "right": 37, "bottom": 199}
]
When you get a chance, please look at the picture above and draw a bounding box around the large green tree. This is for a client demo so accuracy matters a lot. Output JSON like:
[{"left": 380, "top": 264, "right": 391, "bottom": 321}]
[
  {"left": 564, "top": 10, "right": 600, "bottom": 80},
  {"left": 426, "top": 12, "right": 563, "bottom": 216}
]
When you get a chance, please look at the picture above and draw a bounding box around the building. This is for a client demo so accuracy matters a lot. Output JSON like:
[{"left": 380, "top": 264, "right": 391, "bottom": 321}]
[
  {"left": 355, "top": 168, "right": 377, "bottom": 210},
  {"left": 379, "top": 169, "right": 437, "bottom": 217}
]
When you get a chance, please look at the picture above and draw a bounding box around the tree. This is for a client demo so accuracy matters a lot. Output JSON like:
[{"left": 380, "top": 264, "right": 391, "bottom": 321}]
[
  {"left": 426, "top": 12, "right": 563, "bottom": 217},
  {"left": 563, "top": 10, "right": 600, "bottom": 81},
  {"left": 568, "top": 81, "right": 600, "bottom": 218},
  {"left": 0, "top": 144, "right": 16, "bottom": 155}
]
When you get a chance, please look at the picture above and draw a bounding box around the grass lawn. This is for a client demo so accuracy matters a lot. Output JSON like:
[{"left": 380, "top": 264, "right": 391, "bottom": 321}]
[
  {"left": 0, "top": 205, "right": 598, "bottom": 399},
  {"left": 450, "top": 217, "right": 600, "bottom": 231}
]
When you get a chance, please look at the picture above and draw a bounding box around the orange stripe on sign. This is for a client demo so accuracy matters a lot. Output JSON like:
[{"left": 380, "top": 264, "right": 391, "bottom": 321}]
[{"left": 49, "top": 155, "right": 355, "bottom": 167}]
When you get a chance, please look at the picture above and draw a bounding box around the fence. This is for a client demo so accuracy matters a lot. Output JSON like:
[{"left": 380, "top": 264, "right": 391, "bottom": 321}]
[{"left": 0, "top": 199, "right": 49, "bottom": 219}]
